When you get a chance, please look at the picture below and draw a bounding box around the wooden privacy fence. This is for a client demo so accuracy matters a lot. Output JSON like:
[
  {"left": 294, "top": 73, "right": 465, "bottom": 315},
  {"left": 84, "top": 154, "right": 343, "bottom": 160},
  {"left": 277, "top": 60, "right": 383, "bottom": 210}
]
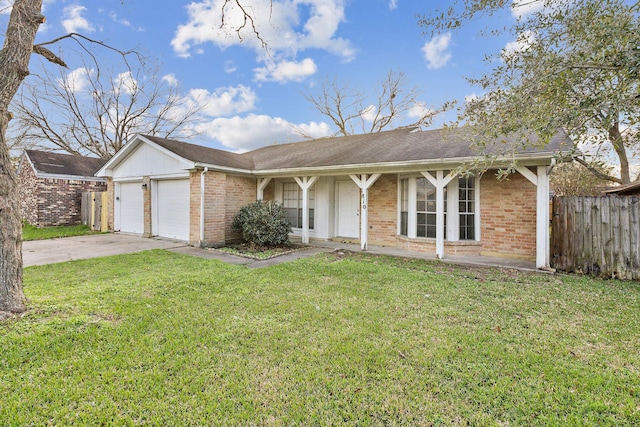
[
  {"left": 551, "top": 196, "right": 640, "bottom": 279},
  {"left": 81, "top": 191, "right": 108, "bottom": 232}
]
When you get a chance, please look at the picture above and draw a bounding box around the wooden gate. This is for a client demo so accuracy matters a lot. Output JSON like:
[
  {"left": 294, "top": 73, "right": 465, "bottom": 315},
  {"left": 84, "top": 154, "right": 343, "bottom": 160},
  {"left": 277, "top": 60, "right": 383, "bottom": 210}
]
[
  {"left": 81, "top": 191, "right": 108, "bottom": 232},
  {"left": 551, "top": 196, "right": 640, "bottom": 279}
]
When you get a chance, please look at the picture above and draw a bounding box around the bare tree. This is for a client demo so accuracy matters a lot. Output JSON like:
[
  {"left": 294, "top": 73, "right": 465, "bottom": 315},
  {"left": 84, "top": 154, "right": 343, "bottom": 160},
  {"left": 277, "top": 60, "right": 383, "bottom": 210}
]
[
  {"left": 13, "top": 54, "right": 204, "bottom": 159},
  {"left": 303, "top": 70, "right": 451, "bottom": 137}
]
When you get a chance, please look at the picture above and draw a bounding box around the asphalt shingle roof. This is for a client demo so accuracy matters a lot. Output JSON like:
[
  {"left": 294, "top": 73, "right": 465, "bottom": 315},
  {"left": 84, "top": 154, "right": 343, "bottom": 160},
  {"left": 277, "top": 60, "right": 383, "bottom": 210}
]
[
  {"left": 25, "top": 150, "right": 107, "bottom": 177},
  {"left": 139, "top": 127, "right": 572, "bottom": 174}
]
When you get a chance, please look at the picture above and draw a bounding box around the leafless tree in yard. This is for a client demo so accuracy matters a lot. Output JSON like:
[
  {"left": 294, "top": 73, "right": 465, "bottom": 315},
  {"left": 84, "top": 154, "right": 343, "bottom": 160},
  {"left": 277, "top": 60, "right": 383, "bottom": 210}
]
[
  {"left": 303, "top": 70, "right": 452, "bottom": 137},
  {"left": 13, "top": 53, "right": 205, "bottom": 159}
]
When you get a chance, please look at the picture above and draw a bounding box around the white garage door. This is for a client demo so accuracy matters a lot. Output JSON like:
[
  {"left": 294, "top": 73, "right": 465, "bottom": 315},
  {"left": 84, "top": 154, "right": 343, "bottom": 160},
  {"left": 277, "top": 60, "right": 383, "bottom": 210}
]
[
  {"left": 117, "top": 182, "right": 144, "bottom": 234},
  {"left": 155, "top": 179, "right": 190, "bottom": 241}
]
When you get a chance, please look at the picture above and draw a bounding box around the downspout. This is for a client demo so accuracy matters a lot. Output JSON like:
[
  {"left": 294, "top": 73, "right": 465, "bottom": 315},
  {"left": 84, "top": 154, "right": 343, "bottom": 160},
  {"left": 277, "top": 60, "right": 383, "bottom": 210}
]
[
  {"left": 199, "top": 167, "right": 208, "bottom": 246},
  {"left": 547, "top": 158, "right": 557, "bottom": 176}
]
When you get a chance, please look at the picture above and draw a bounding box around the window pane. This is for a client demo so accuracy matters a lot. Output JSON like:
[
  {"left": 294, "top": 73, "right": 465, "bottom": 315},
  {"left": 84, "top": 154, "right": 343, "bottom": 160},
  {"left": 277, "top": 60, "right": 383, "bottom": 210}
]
[
  {"left": 285, "top": 207, "right": 298, "bottom": 227},
  {"left": 400, "top": 211, "right": 408, "bottom": 236},
  {"left": 426, "top": 213, "right": 436, "bottom": 227}
]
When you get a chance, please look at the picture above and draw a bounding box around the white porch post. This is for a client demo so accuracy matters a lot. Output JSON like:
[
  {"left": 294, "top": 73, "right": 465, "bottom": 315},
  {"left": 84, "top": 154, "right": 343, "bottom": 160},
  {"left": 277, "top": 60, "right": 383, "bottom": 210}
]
[
  {"left": 422, "top": 171, "right": 455, "bottom": 259},
  {"left": 349, "top": 174, "right": 381, "bottom": 250},
  {"left": 256, "top": 177, "right": 272, "bottom": 200},
  {"left": 294, "top": 176, "right": 318, "bottom": 244},
  {"left": 515, "top": 166, "right": 550, "bottom": 269}
]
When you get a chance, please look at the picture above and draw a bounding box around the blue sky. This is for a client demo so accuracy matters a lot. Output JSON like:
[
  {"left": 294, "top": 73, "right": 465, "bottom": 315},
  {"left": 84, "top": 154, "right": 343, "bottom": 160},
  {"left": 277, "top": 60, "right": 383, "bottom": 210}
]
[{"left": 5, "top": 0, "right": 522, "bottom": 153}]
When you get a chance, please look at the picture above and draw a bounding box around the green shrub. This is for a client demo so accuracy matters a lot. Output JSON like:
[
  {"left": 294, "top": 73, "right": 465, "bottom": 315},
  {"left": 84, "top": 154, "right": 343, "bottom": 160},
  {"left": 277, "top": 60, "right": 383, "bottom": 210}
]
[{"left": 231, "top": 201, "right": 292, "bottom": 247}]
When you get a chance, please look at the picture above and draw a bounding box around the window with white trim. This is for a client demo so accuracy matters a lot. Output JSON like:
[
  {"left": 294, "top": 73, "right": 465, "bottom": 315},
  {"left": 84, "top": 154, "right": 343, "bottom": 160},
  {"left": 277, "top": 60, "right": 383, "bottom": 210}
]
[
  {"left": 399, "top": 174, "right": 477, "bottom": 241},
  {"left": 282, "top": 182, "right": 315, "bottom": 229},
  {"left": 458, "top": 176, "right": 475, "bottom": 240}
]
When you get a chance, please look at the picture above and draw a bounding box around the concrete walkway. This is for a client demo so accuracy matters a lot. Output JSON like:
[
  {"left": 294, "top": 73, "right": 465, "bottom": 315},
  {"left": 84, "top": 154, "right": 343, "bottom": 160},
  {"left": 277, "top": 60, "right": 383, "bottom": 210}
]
[{"left": 23, "top": 232, "right": 545, "bottom": 273}]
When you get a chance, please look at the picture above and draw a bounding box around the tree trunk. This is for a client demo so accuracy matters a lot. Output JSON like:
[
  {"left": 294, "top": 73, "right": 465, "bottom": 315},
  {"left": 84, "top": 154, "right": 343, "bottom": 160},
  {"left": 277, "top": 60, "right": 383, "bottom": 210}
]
[
  {"left": 0, "top": 0, "right": 44, "bottom": 313},
  {"left": 0, "top": 115, "right": 24, "bottom": 313},
  {"left": 609, "top": 122, "right": 631, "bottom": 184}
]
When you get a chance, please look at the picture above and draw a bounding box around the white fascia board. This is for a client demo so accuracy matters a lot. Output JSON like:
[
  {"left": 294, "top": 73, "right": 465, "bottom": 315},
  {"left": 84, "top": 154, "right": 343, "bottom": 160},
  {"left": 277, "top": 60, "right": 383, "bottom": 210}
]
[{"left": 37, "top": 173, "right": 107, "bottom": 182}]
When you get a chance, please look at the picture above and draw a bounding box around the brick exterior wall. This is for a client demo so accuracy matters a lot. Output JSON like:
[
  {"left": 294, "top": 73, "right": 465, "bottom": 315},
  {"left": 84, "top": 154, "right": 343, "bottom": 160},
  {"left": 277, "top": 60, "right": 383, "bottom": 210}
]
[
  {"left": 225, "top": 175, "right": 257, "bottom": 243},
  {"left": 18, "top": 160, "right": 38, "bottom": 226},
  {"left": 480, "top": 172, "right": 537, "bottom": 259},
  {"left": 368, "top": 174, "right": 398, "bottom": 246},
  {"left": 190, "top": 171, "right": 228, "bottom": 246},
  {"left": 18, "top": 161, "right": 107, "bottom": 227}
]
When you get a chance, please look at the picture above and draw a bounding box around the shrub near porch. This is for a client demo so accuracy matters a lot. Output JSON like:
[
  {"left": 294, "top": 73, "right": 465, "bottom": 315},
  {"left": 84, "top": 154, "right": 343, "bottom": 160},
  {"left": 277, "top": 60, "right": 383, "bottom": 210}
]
[{"left": 2, "top": 250, "right": 638, "bottom": 425}]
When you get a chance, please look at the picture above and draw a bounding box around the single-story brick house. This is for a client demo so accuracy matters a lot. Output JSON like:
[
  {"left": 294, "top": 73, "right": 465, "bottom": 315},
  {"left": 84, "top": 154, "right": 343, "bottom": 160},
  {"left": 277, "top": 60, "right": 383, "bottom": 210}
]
[
  {"left": 18, "top": 149, "right": 107, "bottom": 227},
  {"left": 96, "top": 127, "right": 571, "bottom": 268}
]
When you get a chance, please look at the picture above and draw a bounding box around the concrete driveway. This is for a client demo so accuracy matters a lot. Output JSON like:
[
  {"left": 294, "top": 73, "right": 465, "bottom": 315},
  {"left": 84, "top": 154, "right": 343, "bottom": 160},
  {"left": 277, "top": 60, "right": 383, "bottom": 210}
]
[{"left": 23, "top": 233, "right": 187, "bottom": 267}]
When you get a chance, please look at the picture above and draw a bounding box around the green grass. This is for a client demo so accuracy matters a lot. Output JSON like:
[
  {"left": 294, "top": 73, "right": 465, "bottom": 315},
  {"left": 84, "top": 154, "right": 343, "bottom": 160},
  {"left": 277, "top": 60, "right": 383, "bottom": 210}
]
[
  {"left": 22, "top": 222, "right": 99, "bottom": 241},
  {"left": 2, "top": 250, "right": 639, "bottom": 425}
]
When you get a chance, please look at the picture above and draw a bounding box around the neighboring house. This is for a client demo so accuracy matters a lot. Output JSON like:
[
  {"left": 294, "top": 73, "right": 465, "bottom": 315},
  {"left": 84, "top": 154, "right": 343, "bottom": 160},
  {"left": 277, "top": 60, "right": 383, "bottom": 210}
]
[
  {"left": 602, "top": 180, "right": 640, "bottom": 196},
  {"left": 18, "top": 150, "right": 107, "bottom": 227},
  {"left": 97, "top": 127, "right": 571, "bottom": 268}
]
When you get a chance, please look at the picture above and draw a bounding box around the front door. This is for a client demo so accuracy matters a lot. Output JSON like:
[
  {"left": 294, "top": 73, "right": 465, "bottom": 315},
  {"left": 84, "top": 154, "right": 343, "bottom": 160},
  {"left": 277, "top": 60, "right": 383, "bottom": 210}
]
[{"left": 337, "top": 181, "right": 360, "bottom": 238}]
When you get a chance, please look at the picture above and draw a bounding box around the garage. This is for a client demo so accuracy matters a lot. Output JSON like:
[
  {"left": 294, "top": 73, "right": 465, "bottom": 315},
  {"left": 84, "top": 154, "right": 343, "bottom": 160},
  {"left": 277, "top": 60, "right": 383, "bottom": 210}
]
[
  {"left": 116, "top": 181, "right": 144, "bottom": 234},
  {"left": 153, "top": 179, "right": 190, "bottom": 241}
]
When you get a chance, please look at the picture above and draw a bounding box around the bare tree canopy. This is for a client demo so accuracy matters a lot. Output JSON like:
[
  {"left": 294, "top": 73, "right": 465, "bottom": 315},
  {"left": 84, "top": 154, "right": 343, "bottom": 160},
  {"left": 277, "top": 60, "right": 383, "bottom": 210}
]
[
  {"left": 421, "top": 0, "right": 640, "bottom": 184},
  {"left": 13, "top": 52, "right": 204, "bottom": 159},
  {"left": 303, "top": 70, "right": 452, "bottom": 137}
]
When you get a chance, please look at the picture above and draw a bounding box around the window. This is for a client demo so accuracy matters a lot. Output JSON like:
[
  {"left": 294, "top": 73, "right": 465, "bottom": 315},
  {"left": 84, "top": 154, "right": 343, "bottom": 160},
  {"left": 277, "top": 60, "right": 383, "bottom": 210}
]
[
  {"left": 282, "top": 182, "right": 314, "bottom": 229},
  {"left": 400, "top": 178, "right": 409, "bottom": 236},
  {"left": 458, "top": 176, "right": 475, "bottom": 240},
  {"left": 416, "top": 177, "right": 446, "bottom": 238},
  {"left": 399, "top": 174, "right": 475, "bottom": 241}
]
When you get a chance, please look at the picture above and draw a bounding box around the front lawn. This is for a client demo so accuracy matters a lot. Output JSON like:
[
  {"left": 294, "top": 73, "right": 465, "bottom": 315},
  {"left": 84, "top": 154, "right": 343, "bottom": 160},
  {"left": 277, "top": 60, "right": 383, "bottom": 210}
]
[
  {"left": 2, "top": 250, "right": 639, "bottom": 425},
  {"left": 22, "top": 222, "right": 99, "bottom": 241}
]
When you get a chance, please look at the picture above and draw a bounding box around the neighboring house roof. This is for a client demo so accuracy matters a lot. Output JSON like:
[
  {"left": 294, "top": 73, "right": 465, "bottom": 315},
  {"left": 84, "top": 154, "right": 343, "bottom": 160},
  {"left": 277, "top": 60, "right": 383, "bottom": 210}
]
[
  {"left": 97, "top": 127, "right": 573, "bottom": 177},
  {"left": 21, "top": 150, "right": 107, "bottom": 181},
  {"left": 602, "top": 180, "right": 640, "bottom": 196}
]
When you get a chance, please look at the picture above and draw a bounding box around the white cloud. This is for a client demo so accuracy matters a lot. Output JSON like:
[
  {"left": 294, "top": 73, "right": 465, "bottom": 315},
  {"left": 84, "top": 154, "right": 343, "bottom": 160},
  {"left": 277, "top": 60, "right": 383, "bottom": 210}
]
[
  {"left": 162, "top": 74, "right": 179, "bottom": 87},
  {"left": 464, "top": 92, "right": 480, "bottom": 105},
  {"left": 113, "top": 71, "right": 138, "bottom": 96},
  {"left": 254, "top": 58, "right": 317, "bottom": 82},
  {"left": 408, "top": 102, "right": 433, "bottom": 119},
  {"left": 422, "top": 33, "right": 452, "bottom": 70},
  {"left": 360, "top": 105, "right": 376, "bottom": 122},
  {"left": 171, "top": 0, "right": 354, "bottom": 62},
  {"left": 186, "top": 85, "right": 257, "bottom": 117},
  {"left": 109, "top": 12, "right": 144, "bottom": 31},
  {"left": 502, "top": 30, "right": 535, "bottom": 57},
  {"left": 58, "top": 67, "right": 94, "bottom": 93},
  {"left": 197, "top": 114, "right": 331, "bottom": 152},
  {"left": 510, "top": 0, "right": 546, "bottom": 19},
  {"left": 61, "top": 4, "right": 95, "bottom": 33},
  {"left": 389, "top": 0, "right": 398, "bottom": 10}
]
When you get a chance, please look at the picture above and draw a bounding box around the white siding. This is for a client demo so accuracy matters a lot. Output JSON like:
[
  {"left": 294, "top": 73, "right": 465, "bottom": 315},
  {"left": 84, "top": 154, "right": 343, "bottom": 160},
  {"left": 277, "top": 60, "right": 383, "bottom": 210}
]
[{"left": 112, "top": 143, "right": 191, "bottom": 179}]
